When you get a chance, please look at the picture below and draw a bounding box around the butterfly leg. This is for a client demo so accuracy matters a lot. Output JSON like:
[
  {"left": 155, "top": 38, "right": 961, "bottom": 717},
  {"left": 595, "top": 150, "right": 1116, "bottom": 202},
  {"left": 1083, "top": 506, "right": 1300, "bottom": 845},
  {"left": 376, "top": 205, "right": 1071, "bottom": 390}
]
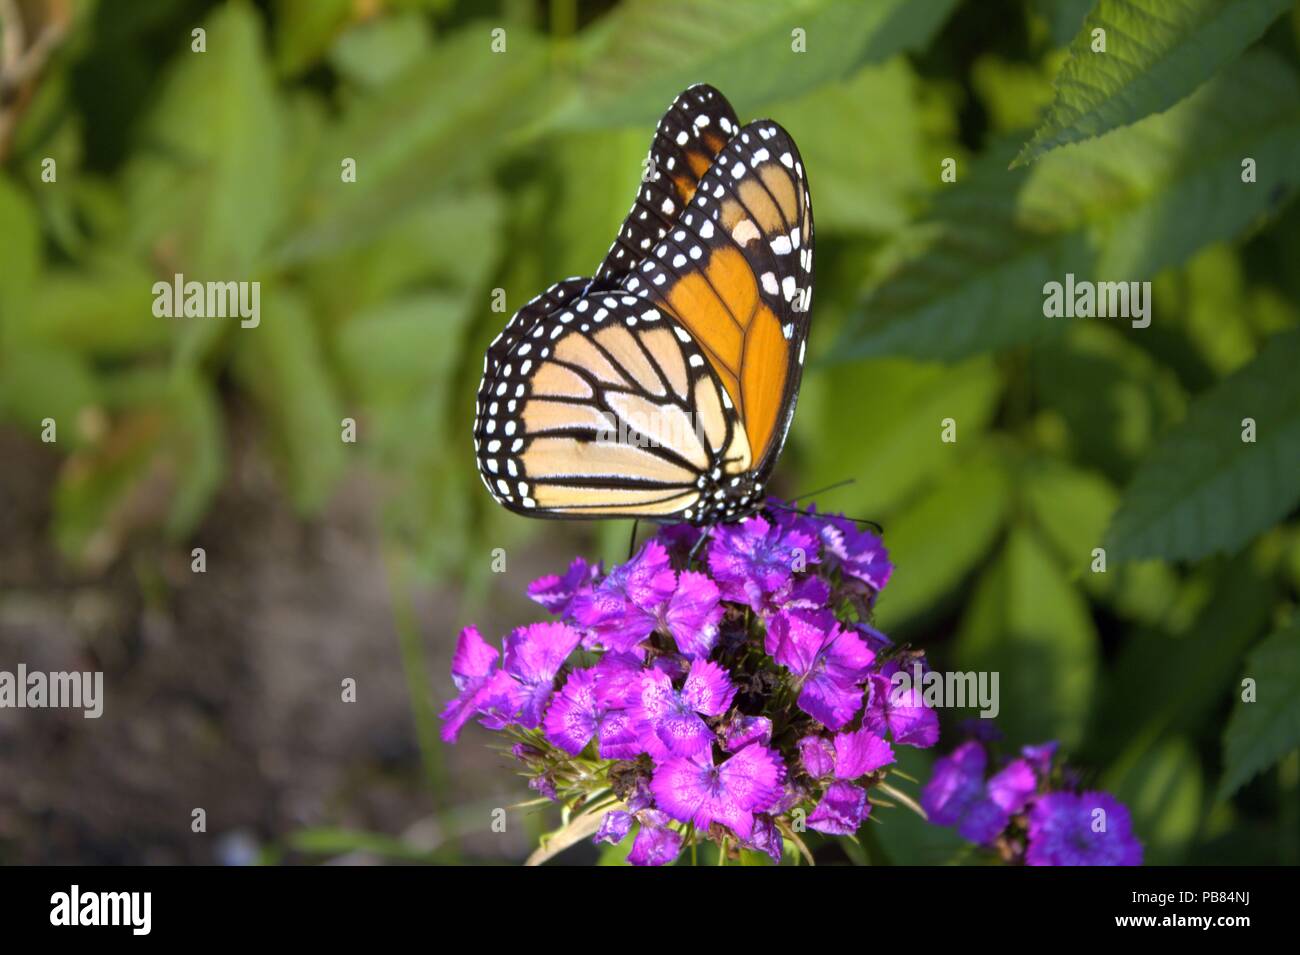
[
  {"left": 687, "top": 524, "right": 714, "bottom": 566},
  {"left": 627, "top": 520, "right": 640, "bottom": 561}
]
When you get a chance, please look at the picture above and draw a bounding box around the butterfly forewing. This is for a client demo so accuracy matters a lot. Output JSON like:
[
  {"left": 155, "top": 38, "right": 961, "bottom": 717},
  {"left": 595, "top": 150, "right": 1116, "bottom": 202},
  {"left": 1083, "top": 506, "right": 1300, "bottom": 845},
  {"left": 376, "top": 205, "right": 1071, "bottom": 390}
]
[
  {"left": 594, "top": 84, "right": 740, "bottom": 286},
  {"left": 618, "top": 119, "right": 813, "bottom": 480}
]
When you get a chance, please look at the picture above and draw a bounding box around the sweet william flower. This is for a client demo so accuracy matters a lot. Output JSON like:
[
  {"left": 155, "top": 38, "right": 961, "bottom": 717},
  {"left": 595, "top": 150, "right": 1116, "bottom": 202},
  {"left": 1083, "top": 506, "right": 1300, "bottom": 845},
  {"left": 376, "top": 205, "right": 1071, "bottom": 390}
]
[
  {"left": 659, "top": 570, "right": 724, "bottom": 658},
  {"left": 766, "top": 609, "right": 874, "bottom": 730},
  {"left": 502, "top": 621, "right": 582, "bottom": 728},
  {"left": 570, "top": 540, "right": 676, "bottom": 652},
  {"left": 542, "top": 666, "right": 637, "bottom": 758},
  {"left": 651, "top": 742, "right": 785, "bottom": 841},
  {"left": 1026, "top": 792, "right": 1142, "bottom": 866},
  {"left": 807, "top": 780, "right": 870, "bottom": 835},
  {"left": 920, "top": 740, "right": 1008, "bottom": 845},
  {"left": 439, "top": 501, "right": 1140, "bottom": 866},
  {"left": 708, "top": 515, "right": 817, "bottom": 612},
  {"left": 632, "top": 658, "right": 736, "bottom": 757},
  {"left": 864, "top": 671, "right": 939, "bottom": 748},
  {"left": 528, "top": 557, "right": 599, "bottom": 616},
  {"left": 626, "top": 810, "right": 684, "bottom": 866},
  {"left": 439, "top": 626, "right": 500, "bottom": 743}
]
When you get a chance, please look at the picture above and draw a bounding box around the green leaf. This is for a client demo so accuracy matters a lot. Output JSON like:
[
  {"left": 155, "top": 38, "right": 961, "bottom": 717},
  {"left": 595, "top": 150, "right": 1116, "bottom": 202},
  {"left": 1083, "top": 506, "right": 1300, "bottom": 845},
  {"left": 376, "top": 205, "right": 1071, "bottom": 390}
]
[
  {"left": 1023, "top": 455, "right": 1180, "bottom": 625},
  {"left": 1218, "top": 618, "right": 1300, "bottom": 799},
  {"left": 1087, "top": 555, "right": 1275, "bottom": 767},
  {"left": 834, "top": 140, "right": 1093, "bottom": 361},
  {"left": 1105, "top": 736, "right": 1204, "bottom": 865},
  {"left": 277, "top": 25, "right": 551, "bottom": 263},
  {"left": 22, "top": 260, "right": 170, "bottom": 359},
  {"left": 1018, "top": 50, "right": 1300, "bottom": 279},
  {"left": 0, "top": 346, "right": 99, "bottom": 449},
  {"left": 551, "top": 0, "right": 957, "bottom": 128},
  {"left": 303, "top": 187, "right": 504, "bottom": 318},
  {"left": 1105, "top": 329, "right": 1300, "bottom": 560},
  {"left": 327, "top": 11, "right": 433, "bottom": 89},
  {"left": 231, "top": 290, "right": 345, "bottom": 512},
  {"left": 0, "top": 176, "right": 39, "bottom": 323},
  {"left": 272, "top": 0, "right": 353, "bottom": 77},
  {"left": 1031, "top": 323, "right": 1186, "bottom": 480},
  {"left": 123, "top": 2, "right": 287, "bottom": 277},
  {"left": 797, "top": 355, "right": 1002, "bottom": 517},
  {"left": 775, "top": 58, "right": 930, "bottom": 234},
  {"left": 838, "top": 52, "right": 1300, "bottom": 361},
  {"left": 953, "top": 526, "right": 1100, "bottom": 748},
  {"left": 873, "top": 450, "right": 1009, "bottom": 630},
  {"left": 1013, "top": 0, "right": 1289, "bottom": 167}
]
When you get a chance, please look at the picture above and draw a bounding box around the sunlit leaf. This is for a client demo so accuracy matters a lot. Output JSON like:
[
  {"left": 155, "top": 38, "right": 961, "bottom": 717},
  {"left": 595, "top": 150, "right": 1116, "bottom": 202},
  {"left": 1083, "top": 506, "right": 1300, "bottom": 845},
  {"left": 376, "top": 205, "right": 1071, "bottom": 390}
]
[
  {"left": 797, "top": 355, "right": 1002, "bottom": 517},
  {"left": 1218, "top": 618, "right": 1300, "bottom": 799},
  {"left": 838, "top": 52, "right": 1300, "bottom": 361},
  {"left": 1105, "top": 329, "right": 1300, "bottom": 560},
  {"left": 122, "top": 2, "right": 287, "bottom": 277},
  {"left": 953, "top": 526, "right": 1100, "bottom": 747},
  {"left": 551, "top": 0, "right": 957, "bottom": 128},
  {"left": 1014, "top": 0, "right": 1289, "bottom": 166},
  {"left": 874, "top": 450, "right": 1009, "bottom": 630},
  {"left": 231, "top": 290, "right": 345, "bottom": 512}
]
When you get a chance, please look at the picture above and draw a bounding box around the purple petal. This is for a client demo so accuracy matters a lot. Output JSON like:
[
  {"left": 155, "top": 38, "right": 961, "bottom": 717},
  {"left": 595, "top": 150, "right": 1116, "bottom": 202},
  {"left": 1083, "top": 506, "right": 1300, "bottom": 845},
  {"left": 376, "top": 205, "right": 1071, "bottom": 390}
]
[
  {"left": 807, "top": 781, "right": 869, "bottom": 835},
  {"left": 797, "top": 674, "right": 865, "bottom": 731},
  {"left": 528, "top": 557, "right": 597, "bottom": 616},
  {"left": 957, "top": 797, "right": 1008, "bottom": 845},
  {"left": 744, "top": 814, "right": 783, "bottom": 864},
  {"left": 1026, "top": 792, "right": 1142, "bottom": 866},
  {"left": 764, "top": 609, "right": 835, "bottom": 675},
  {"left": 626, "top": 815, "right": 683, "bottom": 866},
  {"left": 542, "top": 667, "right": 601, "bottom": 755},
  {"left": 1021, "top": 741, "right": 1059, "bottom": 775},
  {"left": 920, "top": 740, "right": 987, "bottom": 827},
  {"left": 440, "top": 628, "right": 502, "bottom": 743},
  {"left": 594, "top": 809, "right": 633, "bottom": 846},
  {"left": 502, "top": 622, "right": 581, "bottom": 686},
  {"left": 722, "top": 714, "right": 772, "bottom": 752},
  {"left": 651, "top": 744, "right": 784, "bottom": 841},
  {"left": 833, "top": 728, "right": 895, "bottom": 779},
  {"left": 708, "top": 516, "right": 816, "bottom": 612},
  {"left": 449, "top": 625, "right": 498, "bottom": 689},
  {"left": 820, "top": 626, "right": 875, "bottom": 686},
  {"left": 865, "top": 674, "right": 939, "bottom": 748},
  {"left": 680, "top": 658, "right": 736, "bottom": 717},
  {"left": 988, "top": 758, "right": 1038, "bottom": 814},
  {"left": 664, "top": 571, "right": 723, "bottom": 657},
  {"left": 570, "top": 540, "right": 676, "bottom": 653},
  {"left": 798, "top": 735, "right": 836, "bottom": 778}
]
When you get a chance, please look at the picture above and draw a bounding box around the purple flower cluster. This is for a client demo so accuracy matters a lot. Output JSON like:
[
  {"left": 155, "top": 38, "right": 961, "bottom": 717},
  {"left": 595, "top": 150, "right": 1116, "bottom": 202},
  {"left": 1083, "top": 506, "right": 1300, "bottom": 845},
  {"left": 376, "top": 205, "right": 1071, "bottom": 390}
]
[
  {"left": 921, "top": 737, "right": 1142, "bottom": 865},
  {"left": 441, "top": 504, "right": 933, "bottom": 864},
  {"left": 441, "top": 503, "right": 1142, "bottom": 867}
]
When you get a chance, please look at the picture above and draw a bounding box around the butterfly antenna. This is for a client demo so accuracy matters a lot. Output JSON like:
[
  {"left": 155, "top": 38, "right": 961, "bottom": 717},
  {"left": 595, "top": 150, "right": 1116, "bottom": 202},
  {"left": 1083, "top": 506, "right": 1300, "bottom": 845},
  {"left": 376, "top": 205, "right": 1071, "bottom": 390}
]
[
  {"left": 766, "top": 501, "right": 884, "bottom": 535},
  {"left": 790, "top": 478, "right": 856, "bottom": 503},
  {"left": 772, "top": 478, "right": 883, "bottom": 532}
]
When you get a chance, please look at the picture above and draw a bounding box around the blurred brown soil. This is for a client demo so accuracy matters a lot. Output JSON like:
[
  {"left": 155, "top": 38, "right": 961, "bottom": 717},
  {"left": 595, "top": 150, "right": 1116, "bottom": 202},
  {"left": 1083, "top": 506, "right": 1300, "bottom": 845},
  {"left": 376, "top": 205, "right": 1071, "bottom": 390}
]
[{"left": 0, "top": 416, "right": 567, "bottom": 864}]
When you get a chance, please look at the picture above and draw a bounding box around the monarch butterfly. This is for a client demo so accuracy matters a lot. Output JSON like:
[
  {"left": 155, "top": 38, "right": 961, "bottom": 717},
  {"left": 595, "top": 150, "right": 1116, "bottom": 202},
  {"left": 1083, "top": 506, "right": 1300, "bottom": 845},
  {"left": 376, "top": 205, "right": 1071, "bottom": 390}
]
[{"left": 474, "top": 84, "right": 812, "bottom": 526}]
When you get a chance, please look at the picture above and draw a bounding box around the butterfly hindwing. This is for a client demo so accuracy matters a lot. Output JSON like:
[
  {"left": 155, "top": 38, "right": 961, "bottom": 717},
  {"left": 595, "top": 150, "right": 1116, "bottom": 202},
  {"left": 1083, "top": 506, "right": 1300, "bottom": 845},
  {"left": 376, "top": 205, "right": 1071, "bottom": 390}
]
[
  {"left": 473, "top": 293, "right": 761, "bottom": 523},
  {"left": 618, "top": 119, "right": 813, "bottom": 480},
  {"left": 595, "top": 84, "right": 740, "bottom": 286}
]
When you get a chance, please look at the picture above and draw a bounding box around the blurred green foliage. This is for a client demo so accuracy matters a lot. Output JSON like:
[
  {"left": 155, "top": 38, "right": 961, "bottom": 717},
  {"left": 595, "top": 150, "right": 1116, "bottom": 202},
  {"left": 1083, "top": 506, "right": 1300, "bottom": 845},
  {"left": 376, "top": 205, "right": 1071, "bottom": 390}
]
[{"left": 1, "top": 0, "right": 1298, "bottom": 864}]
